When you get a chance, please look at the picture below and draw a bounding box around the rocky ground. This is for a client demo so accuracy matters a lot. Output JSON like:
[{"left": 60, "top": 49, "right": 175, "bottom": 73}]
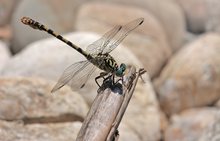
[{"left": 0, "top": 0, "right": 220, "bottom": 141}]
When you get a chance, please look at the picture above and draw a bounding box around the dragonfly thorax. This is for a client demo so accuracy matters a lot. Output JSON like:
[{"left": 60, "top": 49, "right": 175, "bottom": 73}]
[{"left": 90, "top": 53, "right": 124, "bottom": 75}]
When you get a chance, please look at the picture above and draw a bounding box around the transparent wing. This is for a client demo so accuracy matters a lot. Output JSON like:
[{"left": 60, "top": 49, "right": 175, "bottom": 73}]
[
  {"left": 102, "top": 18, "right": 144, "bottom": 54},
  {"left": 86, "top": 25, "right": 122, "bottom": 56},
  {"left": 51, "top": 60, "right": 94, "bottom": 92},
  {"left": 68, "top": 63, "right": 96, "bottom": 90}
]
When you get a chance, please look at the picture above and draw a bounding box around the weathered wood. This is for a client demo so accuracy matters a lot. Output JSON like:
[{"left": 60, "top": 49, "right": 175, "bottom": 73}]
[
  {"left": 107, "top": 68, "right": 146, "bottom": 141},
  {"left": 76, "top": 67, "right": 146, "bottom": 141}
]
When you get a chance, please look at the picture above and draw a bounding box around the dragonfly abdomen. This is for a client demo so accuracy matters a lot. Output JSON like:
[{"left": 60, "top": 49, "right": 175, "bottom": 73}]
[{"left": 21, "top": 17, "right": 90, "bottom": 59}]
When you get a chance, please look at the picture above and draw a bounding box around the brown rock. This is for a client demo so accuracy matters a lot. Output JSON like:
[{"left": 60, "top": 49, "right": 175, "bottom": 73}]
[
  {"left": 0, "top": 41, "right": 11, "bottom": 71},
  {"left": 0, "top": 77, "right": 88, "bottom": 121},
  {"left": 154, "top": 33, "right": 220, "bottom": 115},
  {"left": 175, "top": 0, "right": 207, "bottom": 33},
  {"left": 76, "top": 3, "right": 172, "bottom": 78},
  {"left": 176, "top": 0, "right": 220, "bottom": 33},
  {"left": 198, "top": 111, "right": 220, "bottom": 141},
  {"left": 160, "top": 111, "right": 169, "bottom": 133},
  {"left": 0, "top": 77, "right": 161, "bottom": 141},
  {"left": 215, "top": 99, "right": 220, "bottom": 107},
  {"left": 119, "top": 123, "right": 140, "bottom": 141},
  {"left": 91, "top": 0, "right": 185, "bottom": 51},
  {"left": 0, "top": 120, "right": 81, "bottom": 141},
  {"left": 165, "top": 107, "right": 219, "bottom": 141},
  {"left": 0, "top": 75, "right": 161, "bottom": 140},
  {"left": 0, "top": 25, "right": 12, "bottom": 41},
  {"left": 205, "top": 0, "right": 220, "bottom": 33},
  {"left": 134, "top": 0, "right": 185, "bottom": 51}
]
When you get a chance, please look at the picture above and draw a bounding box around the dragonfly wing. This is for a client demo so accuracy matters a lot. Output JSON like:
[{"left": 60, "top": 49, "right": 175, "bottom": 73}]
[
  {"left": 86, "top": 25, "right": 122, "bottom": 56},
  {"left": 102, "top": 18, "right": 144, "bottom": 54},
  {"left": 68, "top": 63, "right": 97, "bottom": 90},
  {"left": 51, "top": 60, "right": 91, "bottom": 93}
]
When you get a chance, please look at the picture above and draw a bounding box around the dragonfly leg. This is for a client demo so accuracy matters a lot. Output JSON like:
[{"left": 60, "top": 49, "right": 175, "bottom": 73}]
[
  {"left": 115, "top": 76, "right": 124, "bottom": 85},
  {"left": 95, "top": 72, "right": 109, "bottom": 87},
  {"left": 112, "top": 75, "right": 116, "bottom": 85}
]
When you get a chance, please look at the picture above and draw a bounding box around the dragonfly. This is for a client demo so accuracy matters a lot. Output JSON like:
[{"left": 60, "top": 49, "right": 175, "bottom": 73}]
[{"left": 21, "top": 17, "right": 144, "bottom": 93}]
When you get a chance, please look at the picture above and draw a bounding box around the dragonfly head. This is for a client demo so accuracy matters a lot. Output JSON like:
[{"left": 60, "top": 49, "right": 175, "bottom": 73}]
[{"left": 116, "top": 63, "right": 126, "bottom": 77}]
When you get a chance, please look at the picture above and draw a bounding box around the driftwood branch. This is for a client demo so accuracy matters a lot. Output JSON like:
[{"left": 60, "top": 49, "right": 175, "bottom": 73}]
[{"left": 76, "top": 66, "right": 146, "bottom": 141}]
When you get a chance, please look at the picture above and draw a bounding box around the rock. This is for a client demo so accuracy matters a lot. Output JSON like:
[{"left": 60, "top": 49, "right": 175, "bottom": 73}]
[
  {"left": 11, "top": 0, "right": 87, "bottom": 53},
  {"left": 0, "top": 120, "right": 81, "bottom": 141},
  {"left": 154, "top": 33, "right": 220, "bottom": 115},
  {"left": 198, "top": 111, "right": 220, "bottom": 141},
  {"left": 0, "top": 106, "right": 157, "bottom": 141},
  {"left": 0, "top": 76, "right": 161, "bottom": 141},
  {"left": 0, "top": 0, "right": 20, "bottom": 26},
  {"left": 176, "top": 0, "right": 220, "bottom": 33},
  {"left": 76, "top": 3, "right": 172, "bottom": 78},
  {"left": 0, "top": 78, "right": 161, "bottom": 141},
  {"left": 0, "top": 41, "right": 11, "bottom": 71},
  {"left": 160, "top": 111, "right": 169, "bottom": 133},
  {"left": 205, "top": 0, "right": 220, "bottom": 33},
  {"left": 0, "top": 25, "right": 12, "bottom": 42},
  {"left": 1, "top": 32, "right": 143, "bottom": 104},
  {"left": 135, "top": 0, "right": 185, "bottom": 51},
  {"left": 119, "top": 123, "right": 140, "bottom": 141},
  {"left": 12, "top": 0, "right": 185, "bottom": 53},
  {"left": 216, "top": 99, "right": 220, "bottom": 107},
  {"left": 0, "top": 77, "right": 88, "bottom": 121},
  {"left": 141, "top": 0, "right": 185, "bottom": 51},
  {"left": 91, "top": 0, "right": 185, "bottom": 51},
  {"left": 183, "top": 31, "right": 198, "bottom": 45},
  {"left": 175, "top": 0, "right": 207, "bottom": 33},
  {"left": 121, "top": 79, "right": 161, "bottom": 141},
  {"left": 165, "top": 107, "right": 219, "bottom": 141}
]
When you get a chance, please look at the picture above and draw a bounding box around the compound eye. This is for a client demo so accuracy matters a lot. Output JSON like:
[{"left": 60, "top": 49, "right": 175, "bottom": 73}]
[{"left": 120, "top": 63, "right": 126, "bottom": 71}]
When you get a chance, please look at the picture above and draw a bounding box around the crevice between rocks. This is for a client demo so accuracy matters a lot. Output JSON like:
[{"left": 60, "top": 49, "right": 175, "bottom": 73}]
[{"left": 22, "top": 113, "right": 84, "bottom": 124}]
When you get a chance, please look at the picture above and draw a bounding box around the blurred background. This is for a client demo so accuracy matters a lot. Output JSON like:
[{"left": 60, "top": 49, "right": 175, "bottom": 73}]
[{"left": 0, "top": 0, "right": 220, "bottom": 141}]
